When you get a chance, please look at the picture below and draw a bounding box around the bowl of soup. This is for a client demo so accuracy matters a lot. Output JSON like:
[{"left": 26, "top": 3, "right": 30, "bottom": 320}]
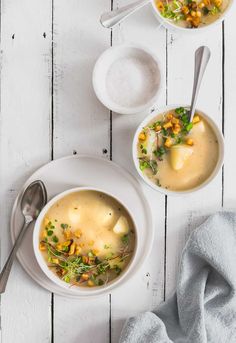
[
  {"left": 151, "top": 0, "right": 233, "bottom": 31},
  {"left": 133, "top": 105, "right": 224, "bottom": 195},
  {"left": 33, "top": 187, "right": 138, "bottom": 295}
]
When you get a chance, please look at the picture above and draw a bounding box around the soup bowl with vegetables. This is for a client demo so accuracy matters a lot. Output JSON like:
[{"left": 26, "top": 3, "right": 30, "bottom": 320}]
[
  {"left": 151, "top": 0, "right": 233, "bottom": 31},
  {"left": 33, "top": 187, "right": 138, "bottom": 296},
  {"left": 133, "top": 105, "right": 224, "bottom": 195}
]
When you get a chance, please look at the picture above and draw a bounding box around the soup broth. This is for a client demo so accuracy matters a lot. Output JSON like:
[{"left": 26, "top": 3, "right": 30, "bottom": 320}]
[
  {"left": 137, "top": 107, "right": 219, "bottom": 191},
  {"left": 39, "top": 190, "right": 135, "bottom": 287},
  {"left": 155, "top": 0, "right": 230, "bottom": 28}
]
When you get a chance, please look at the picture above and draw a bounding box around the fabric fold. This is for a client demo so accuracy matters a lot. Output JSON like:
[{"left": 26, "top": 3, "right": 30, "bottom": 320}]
[{"left": 120, "top": 212, "right": 236, "bottom": 343}]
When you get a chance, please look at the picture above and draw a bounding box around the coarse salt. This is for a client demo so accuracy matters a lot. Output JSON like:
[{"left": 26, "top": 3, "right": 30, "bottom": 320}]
[{"left": 106, "top": 56, "right": 160, "bottom": 109}]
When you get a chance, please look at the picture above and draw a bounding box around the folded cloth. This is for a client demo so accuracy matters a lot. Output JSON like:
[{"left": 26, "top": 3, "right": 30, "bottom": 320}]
[{"left": 119, "top": 212, "right": 236, "bottom": 343}]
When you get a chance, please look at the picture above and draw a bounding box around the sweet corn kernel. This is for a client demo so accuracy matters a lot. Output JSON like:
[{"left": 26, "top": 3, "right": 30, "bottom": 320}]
[
  {"left": 81, "top": 273, "right": 89, "bottom": 281},
  {"left": 87, "top": 280, "right": 95, "bottom": 287},
  {"left": 52, "top": 258, "right": 59, "bottom": 264},
  {"left": 44, "top": 217, "right": 50, "bottom": 227},
  {"left": 64, "top": 228, "right": 71, "bottom": 239},
  {"left": 214, "top": 0, "right": 222, "bottom": 6},
  {"left": 74, "top": 229, "right": 82, "bottom": 238},
  {"left": 56, "top": 243, "right": 63, "bottom": 251},
  {"left": 82, "top": 256, "right": 89, "bottom": 264},
  {"left": 69, "top": 242, "right": 76, "bottom": 255},
  {"left": 186, "top": 138, "right": 194, "bottom": 146},
  {"left": 182, "top": 5, "right": 190, "bottom": 14},
  {"left": 192, "top": 17, "right": 200, "bottom": 27},
  {"left": 196, "top": 10, "right": 202, "bottom": 17},
  {"left": 155, "top": 125, "right": 162, "bottom": 132},
  {"left": 138, "top": 132, "right": 146, "bottom": 141},
  {"left": 164, "top": 137, "right": 172, "bottom": 148},
  {"left": 199, "top": 2, "right": 205, "bottom": 7},
  {"left": 186, "top": 15, "right": 193, "bottom": 22},
  {"left": 41, "top": 230, "right": 47, "bottom": 239},
  {"left": 172, "top": 117, "right": 180, "bottom": 124},
  {"left": 63, "top": 240, "right": 72, "bottom": 247},
  {"left": 39, "top": 242, "right": 46, "bottom": 251},
  {"left": 163, "top": 121, "right": 173, "bottom": 129},
  {"left": 166, "top": 113, "right": 173, "bottom": 120},
  {"left": 172, "top": 125, "right": 181, "bottom": 134},
  {"left": 92, "top": 249, "right": 99, "bottom": 256},
  {"left": 157, "top": 1, "right": 164, "bottom": 11},
  {"left": 191, "top": 10, "right": 196, "bottom": 17},
  {"left": 75, "top": 246, "right": 81, "bottom": 255},
  {"left": 193, "top": 115, "right": 200, "bottom": 124}
]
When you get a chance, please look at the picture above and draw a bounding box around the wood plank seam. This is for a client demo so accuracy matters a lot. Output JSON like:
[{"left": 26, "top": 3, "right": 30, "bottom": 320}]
[
  {"left": 164, "top": 28, "right": 169, "bottom": 302},
  {"left": 51, "top": 0, "right": 55, "bottom": 341},
  {"left": 110, "top": 1, "right": 114, "bottom": 342},
  {"left": 221, "top": 21, "right": 225, "bottom": 208}
]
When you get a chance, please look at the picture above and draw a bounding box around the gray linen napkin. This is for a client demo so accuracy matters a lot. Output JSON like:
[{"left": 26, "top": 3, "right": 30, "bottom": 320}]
[{"left": 119, "top": 212, "right": 236, "bottom": 343}]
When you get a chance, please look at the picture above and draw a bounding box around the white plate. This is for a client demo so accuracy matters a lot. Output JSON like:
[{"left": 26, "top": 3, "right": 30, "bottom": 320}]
[{"left": 10, "top": 155, "right": 153, "bottom": 298}]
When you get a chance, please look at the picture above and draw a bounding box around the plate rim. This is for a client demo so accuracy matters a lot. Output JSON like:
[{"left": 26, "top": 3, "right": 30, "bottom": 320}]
[{"left": 10, "top": 154, "right": 154, "bottom": 298}]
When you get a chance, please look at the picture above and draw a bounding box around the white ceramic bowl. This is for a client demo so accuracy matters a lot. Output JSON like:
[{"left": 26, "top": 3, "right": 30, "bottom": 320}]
[
  {"left": 132, "top": 104, "right": 224, "bottom": 196},
  {"left": 151, "top": 0, "right": 234, "bottom": 33},
  {"left": 93, "top": 44, "right": 163, "bottom": 115},
  {"left": 33, "top": 187, "right": 139, "bottom": 296}
]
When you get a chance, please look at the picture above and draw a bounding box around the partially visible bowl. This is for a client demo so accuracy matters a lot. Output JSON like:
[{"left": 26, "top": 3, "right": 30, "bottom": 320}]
[
  {"left": 93, "top": 44, "right": 163, "bottom": 115},
  {"left": 151, "top": 0, "right": 234, "bottom": 33},
  {"left": 33, "top": 186, "right": 140, "bottom": 296},
  {"left": 132, "top": 104, "right": 224, "bottom": 196}
]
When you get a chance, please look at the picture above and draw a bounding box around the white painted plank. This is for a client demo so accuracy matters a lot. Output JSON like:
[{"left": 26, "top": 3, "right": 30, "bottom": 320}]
[
  {"left": 0, "top": 0, "right": 52, "bottom": 342},
  {"left": 111, "top": 2, "right": 167, "bottom": 341},
  {"left": 52, "top": 1, "right": 111, "bottom": 342},
  {"left": 52, "top": 0, "right": 111, "bottom": 159},
  {"left": 165, "top": 26, "right": 224, "bottom": 296},
  {"left": 223, "top": 14, "right": 236, "bottom": 208}
]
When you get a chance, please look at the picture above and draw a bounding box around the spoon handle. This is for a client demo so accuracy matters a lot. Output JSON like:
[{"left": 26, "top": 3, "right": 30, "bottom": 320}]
[
  {"left": 0, "top": 219, "right": 32, "bottom": 294},
  {"left": 189, "top": 46, "right": 211, "bottom": 122},
  {"left": 100, "top": 0, "right": 151, "bottom": 29}
]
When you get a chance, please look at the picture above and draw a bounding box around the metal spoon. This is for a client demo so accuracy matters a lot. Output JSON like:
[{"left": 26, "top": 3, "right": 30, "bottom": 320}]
[
  {"left": 0, "top": 180, "right": 47, "bottom": 294},
  {"left": 189, "top": 46, "right": 211, "bottom": 122},
  {"left": 100, "top": 0, "right": 151, "bottom": 29}
]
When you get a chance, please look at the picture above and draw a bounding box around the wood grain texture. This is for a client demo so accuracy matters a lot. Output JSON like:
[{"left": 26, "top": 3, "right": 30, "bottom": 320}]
[
  {"left": 52, "top": 1, "right": 111, "bottom": 342},
  {"left": 165, "top": 25, "right": 224, "bottom": 296},
  {"left": 223, "top": 11, "right": 236, "bottom": 208},
  {"left": 110, "top": 2, "right": 167, "bottom": 341},
  {"left": 0, "top": 0, "right": 52, "bottom": 342},
  {"left": 0, "top": 0, "right": 235, "bottom": 342}
]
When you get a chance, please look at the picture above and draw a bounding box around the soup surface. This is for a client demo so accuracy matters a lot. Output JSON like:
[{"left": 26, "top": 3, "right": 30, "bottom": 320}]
[
  {"left": 155, "top": 0, "right": 230, "bottom": 28},
  {"left": 39, "top": 190, "right": 135, "bottom": 287},
  {"left": 137, "top": 107, "right": 219, "bottom": 191}
]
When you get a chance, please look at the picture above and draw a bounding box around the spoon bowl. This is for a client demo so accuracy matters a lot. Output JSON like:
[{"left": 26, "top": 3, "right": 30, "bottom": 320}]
[
  {"left": 0, "top": 180, "right": 47, "bottom": 294},
  {"left": 21, "top": 180, "right": 47, "bottom": 220}
]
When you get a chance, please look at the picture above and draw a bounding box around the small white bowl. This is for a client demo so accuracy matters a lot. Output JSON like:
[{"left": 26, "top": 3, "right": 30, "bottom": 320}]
[
  {"left": 132, "top": 104, "right": 224, "bottom": 196},
  {"left": 93, "top": 44, "right": 163, "bottom": 115},
  {"left": 33, "top": 187, "right": 139, "bottom": 296},
  {"left": 151, "top": 0, "right": 234, "bottom": 33}
]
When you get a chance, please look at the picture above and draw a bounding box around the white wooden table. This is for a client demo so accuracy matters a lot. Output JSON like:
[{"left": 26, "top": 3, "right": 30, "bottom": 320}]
[{"left": 0, "top": 1, "right": 235, "bottom": 342}]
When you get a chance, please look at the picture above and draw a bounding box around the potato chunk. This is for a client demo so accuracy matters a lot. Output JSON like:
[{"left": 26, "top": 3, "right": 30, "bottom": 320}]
[
  {"left": 113, "top": 216, "right": 129, "bottom": 235},
  {"left": 191, "top": 120, "right": 205, "bottom": 135},
  {"left": 170, "top": 145, "right": 193, "bottom": 171},
  {"left": 68, "top": 207, "right": 81, "bottom": 224}
]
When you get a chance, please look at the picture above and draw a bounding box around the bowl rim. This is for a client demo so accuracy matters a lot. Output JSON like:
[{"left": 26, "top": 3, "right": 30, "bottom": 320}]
[
  {"left": 132, "top": 104, "right": 224, "bottom": 196},
  {"left": 92, "top": 43, "right": 164, "bottom": 115},
  {"left": 150, "top": 0, "right": 234, "bottom": 33},
  {"left": 33, "top": 186, "right": 140, "bottom": 295}
]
